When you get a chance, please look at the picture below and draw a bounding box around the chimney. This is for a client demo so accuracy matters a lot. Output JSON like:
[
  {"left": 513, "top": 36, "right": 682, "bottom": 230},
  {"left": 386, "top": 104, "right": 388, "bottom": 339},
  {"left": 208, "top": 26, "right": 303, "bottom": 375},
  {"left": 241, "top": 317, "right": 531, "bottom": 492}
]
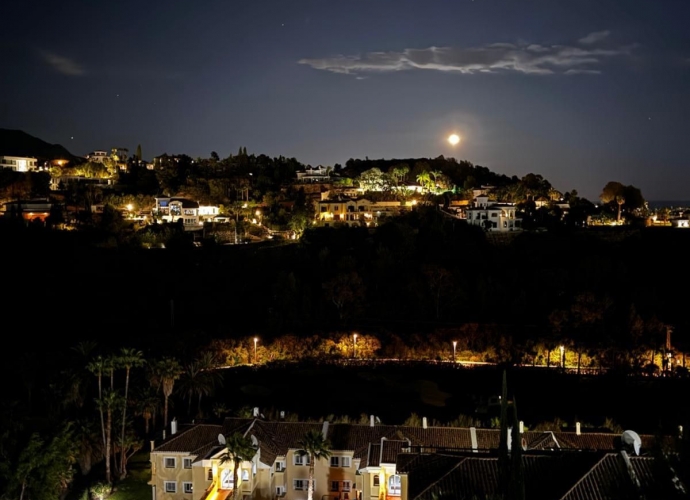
[
  {"left": 171, "top": 418, "right": 178, "bottom": 435},
  {"left": 253, "top": 407, "right": 260, "bottom": 417},
  {"left": 679, "top": 425, "right": 684, "bottom": 438},
  {"left": 470, "top": 427, "right": 478, "bottom": 453},
  {"left": 422, "top": 417, "right": 428, "bottom": 429},
  {"left": 507, "top": 427, "right": 513, "bottom": 451},
  {"left": 576, "top": 422, "right": 581, "bottom": 436},
  {"left": 280, "top": 411, "right": 285, "bottom": 419},
  {"left": 370, "top": 415, "right": 375, "bottom": 427},
  {"left": 150, "top": 440, "right": 155, "bottom": 452},
  {"left": 321, "top": 421, "right": 329, "bottom": 439},
  {"left": 519, "top": 421, "right": 524, "bottom": 434},
  {"left": 163, "top": 430, "right": 166, "bottom": 439}
]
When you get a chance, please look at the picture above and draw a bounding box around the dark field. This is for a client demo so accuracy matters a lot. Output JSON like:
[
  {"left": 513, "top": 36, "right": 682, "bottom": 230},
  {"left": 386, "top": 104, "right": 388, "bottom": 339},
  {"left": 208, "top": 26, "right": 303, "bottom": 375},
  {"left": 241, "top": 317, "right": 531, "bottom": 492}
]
[{"left": 215, "top": 362, "right": 689, "bottom": 434}]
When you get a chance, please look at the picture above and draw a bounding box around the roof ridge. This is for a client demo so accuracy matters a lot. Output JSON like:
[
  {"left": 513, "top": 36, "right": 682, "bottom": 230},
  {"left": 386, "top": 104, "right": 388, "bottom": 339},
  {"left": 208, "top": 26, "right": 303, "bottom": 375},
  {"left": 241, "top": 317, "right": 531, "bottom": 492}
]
[
  {"left": 410, "top": 458, "right": 468, "bottom": 500},
  {"left": 557, "top": 452, "right": 613, "bottom": 500},
  {"left": 155, "top": 425, "right": 197, "bottom": 448}
]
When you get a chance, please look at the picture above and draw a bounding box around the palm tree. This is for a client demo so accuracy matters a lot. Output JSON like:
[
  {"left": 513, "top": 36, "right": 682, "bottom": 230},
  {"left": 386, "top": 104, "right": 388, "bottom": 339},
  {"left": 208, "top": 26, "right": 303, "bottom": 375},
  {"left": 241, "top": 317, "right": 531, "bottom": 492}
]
[
  {"left": 68, "top": 341, "right": 98, "bottom": 410},
  {"left": 97, "top": 389, "right": 120, "bottom": 484},
  {"left": 134, "top": 387, "right": 159, "bottom": 435},
  {"left": 86, "top": 356, "right": 107, "bottom": 451},
  {"left": 615, "top": 194, "right": 625, "bottom": 223},
  {"left": 155, "top": 357, "right": 182, "bottom": 434},
  {"left": 196, "top": 352, "right": 224, "bottom": 416},
  {"left": 177, "top": 360, "right": 210, "bottom": 417},
  {"left": 416, "top": 171, "right": 431, "bottom": 194},
  {"left": 297, "top": 429, "right": 332, "bottom": 500},
  {"left": 177, "top": 353, "right": 224, "bottom": 418},
  {"left": 218, "top": 432, "right": 256, "bottom": 499},
  {"left": 118, "top": 348, "right": 144, "bottom": 477}
]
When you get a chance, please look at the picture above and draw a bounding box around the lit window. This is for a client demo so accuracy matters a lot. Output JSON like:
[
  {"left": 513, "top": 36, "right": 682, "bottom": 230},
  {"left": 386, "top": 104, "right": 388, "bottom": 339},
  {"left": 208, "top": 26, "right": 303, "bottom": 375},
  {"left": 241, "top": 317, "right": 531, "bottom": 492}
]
[
  {"left": 242, "top": 469, "right": 250, "bottom": 481},
  {"left": 294, "top": 454, "right": 310, "bottom": 466}
]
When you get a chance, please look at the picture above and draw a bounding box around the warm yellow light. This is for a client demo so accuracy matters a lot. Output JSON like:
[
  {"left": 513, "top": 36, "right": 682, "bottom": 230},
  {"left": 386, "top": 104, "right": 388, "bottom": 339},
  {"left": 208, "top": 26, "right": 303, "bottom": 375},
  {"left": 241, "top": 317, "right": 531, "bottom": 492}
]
[
  {"left": 448, "top": 134, "right": 460, "bottom": 146},
  {"left": 126, "top": 204, "right": 133, "bottom": 211}
]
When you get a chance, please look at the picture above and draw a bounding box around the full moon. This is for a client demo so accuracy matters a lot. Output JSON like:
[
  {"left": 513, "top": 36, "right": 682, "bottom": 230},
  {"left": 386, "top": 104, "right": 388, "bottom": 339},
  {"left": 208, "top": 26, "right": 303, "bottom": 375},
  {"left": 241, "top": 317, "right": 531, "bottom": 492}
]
[{"left": 448, "top": 134, "right": 460, "bottom": 145}]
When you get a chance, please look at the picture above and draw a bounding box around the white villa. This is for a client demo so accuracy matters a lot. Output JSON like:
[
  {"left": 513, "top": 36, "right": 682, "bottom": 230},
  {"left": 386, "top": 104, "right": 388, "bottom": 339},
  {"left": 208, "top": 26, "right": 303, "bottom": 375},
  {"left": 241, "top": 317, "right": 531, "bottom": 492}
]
[
  {"left": 296, "top": 165, "right": 332, "bottom": 183},
  {"left": 86, "top": 151, "right": 108, "bottom": 163},
  {"left": 0, "top": 156, "right": 38, "bottom": 172},
  {"left": 154, "top": 197, "right": 220, "bottom": 228},
  {"left": 465, "top": 195, "right": 522, "bottom": 232}
]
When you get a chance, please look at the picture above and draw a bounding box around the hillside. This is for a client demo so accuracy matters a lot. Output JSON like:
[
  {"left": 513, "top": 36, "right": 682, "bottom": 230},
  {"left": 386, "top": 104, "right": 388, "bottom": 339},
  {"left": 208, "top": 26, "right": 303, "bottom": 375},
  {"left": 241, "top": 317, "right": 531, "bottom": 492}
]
[{"left": 0, "top": 128, "right": 82, "bottom": 162}]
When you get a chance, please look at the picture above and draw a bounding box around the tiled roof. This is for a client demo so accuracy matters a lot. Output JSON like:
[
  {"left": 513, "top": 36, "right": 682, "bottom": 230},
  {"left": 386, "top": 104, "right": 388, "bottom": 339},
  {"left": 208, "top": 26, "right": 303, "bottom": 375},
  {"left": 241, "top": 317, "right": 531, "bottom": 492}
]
[
  {"left": 403, "top": 452, "right": 687, "bottom": 500},
  {"left": 560, "top": 454, "right": 641, "bottom": 500},
  {"left": 381, "top": 440, "right": 409, "bottom": 464},
  {"left": 412, "top": 455, "right": 499, "bottom": 500},
  {"left": 365, "top": 444, "right": 381, "bottom": 468},
  {"left": 559, "top": 454, "right": 686, "bottom": 500},
  {"left": 151, "top": 419, "right": 661, "bottom": 472},
  {"left": 248, "top": 421, "right": 325, "bottom": 466},
  {"left": 221, "top": 418, "right": 255, "bottom": 436},
  {"left": 153, "top": 424, "right": 224, "bottom": 454}
]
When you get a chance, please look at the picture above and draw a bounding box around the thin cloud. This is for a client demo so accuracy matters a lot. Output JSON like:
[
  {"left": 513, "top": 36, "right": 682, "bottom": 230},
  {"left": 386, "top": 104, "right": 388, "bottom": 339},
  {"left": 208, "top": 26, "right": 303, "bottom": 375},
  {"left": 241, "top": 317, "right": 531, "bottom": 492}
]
[
  {"left": 565, "top": 69, "right": 602, "bottom": 75},
  {"left": 39, "top": 50, "right": 86, "bottom": 76},
  {"left": 578, "top": 30, "right": 611, "bottom": 45},
  {"left": 299, "top": 33, "right": 629, "bottom": 76}
]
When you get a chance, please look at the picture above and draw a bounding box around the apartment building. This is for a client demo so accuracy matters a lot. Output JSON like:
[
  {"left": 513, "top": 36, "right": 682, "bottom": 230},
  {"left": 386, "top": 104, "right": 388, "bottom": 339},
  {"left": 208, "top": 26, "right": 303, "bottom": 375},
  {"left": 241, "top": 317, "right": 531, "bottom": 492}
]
[{"left": 149, "top": 416, "right": 661, "bottom": 500}]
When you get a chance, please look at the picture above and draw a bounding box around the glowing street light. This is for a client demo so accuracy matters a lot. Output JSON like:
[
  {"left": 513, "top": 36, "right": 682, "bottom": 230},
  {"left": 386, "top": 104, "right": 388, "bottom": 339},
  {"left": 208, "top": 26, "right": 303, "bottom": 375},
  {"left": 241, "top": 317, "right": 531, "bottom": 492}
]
[
  {"left": 448, "top": 134, "right": 460, "bottom": 146},
  {"left": 353, "top": 333, "right": 358, "bottom": 359},
  {"left": 254, "top": 337, "right": 258, "bottom": 364},
  {"left": 452, "top": 341, "right": 457, "bottom": 364},
  {"left": 559, "top": 345, "right": 565, "bottom": 368}
]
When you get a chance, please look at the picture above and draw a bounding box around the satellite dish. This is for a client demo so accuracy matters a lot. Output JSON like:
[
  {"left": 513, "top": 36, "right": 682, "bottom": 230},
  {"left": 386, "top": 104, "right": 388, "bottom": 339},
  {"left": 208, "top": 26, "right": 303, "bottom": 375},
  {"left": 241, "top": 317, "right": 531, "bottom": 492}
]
[
  {"left": 622, "top": 430, "right": 642, "bottom": 456},
  {"left": 218, "top": 434, "right": 226, "bottom": 445}
]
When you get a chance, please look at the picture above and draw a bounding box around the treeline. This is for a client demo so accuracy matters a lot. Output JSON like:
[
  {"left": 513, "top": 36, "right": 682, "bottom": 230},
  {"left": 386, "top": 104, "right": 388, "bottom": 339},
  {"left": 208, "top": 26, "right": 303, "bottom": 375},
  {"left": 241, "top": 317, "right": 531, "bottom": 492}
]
[
  {"left": 3, "top": 207, "right": 690, "bottom": 352},
  {"left": 207, "top": 328, "right": 686, "bottom": 376}
]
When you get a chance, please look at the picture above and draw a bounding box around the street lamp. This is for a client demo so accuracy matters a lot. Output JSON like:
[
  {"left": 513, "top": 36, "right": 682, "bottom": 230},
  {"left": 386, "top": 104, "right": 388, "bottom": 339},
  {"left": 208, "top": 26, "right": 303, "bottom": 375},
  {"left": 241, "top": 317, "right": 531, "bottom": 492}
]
[
  {"left": 452, "top": 341, "right": 457, "bottom": 364},
  {"left": 254, "top": 337, "right": 258, "bottom": 364},
  {"left": 353, "top": 334, "right": 358, "bottom": 359},
  {"left": 559, "top": 345, "right": 565, "bottom": 369}
]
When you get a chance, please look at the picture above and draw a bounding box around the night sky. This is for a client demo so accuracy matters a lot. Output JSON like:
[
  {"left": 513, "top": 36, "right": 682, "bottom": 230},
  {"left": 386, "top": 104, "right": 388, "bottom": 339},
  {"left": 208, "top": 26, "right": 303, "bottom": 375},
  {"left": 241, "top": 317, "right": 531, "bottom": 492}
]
[{"left": 2, "top": 0, "right": 689, "bottom": 200}]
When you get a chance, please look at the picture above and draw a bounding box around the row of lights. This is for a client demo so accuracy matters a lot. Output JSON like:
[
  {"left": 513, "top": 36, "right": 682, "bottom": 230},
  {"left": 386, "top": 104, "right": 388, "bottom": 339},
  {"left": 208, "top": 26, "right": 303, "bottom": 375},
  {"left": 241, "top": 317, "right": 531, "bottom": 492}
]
[{"left": 250, "top": 335, "right": 569, "bottom": 367}]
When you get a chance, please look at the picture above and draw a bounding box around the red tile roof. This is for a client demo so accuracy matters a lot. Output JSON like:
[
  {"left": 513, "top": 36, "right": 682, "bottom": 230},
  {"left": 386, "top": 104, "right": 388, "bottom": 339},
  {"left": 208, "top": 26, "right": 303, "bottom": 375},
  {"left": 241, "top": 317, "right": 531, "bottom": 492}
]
[{"left": 153, "top": 424, "right": 224, "bottom": 454}]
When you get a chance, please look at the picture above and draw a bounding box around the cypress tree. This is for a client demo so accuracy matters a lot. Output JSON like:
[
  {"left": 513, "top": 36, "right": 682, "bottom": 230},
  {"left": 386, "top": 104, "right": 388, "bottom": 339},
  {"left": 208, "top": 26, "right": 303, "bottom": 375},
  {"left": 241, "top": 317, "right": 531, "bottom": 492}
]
[
  {"left": 498, "top": 370, "right": 509, "bottom": 498},
  {"left": 510, "top": 397, "right": 525, "bottom": 500},
  {"left": 136, "top": 144, "right": 142, "bottom": 161}
]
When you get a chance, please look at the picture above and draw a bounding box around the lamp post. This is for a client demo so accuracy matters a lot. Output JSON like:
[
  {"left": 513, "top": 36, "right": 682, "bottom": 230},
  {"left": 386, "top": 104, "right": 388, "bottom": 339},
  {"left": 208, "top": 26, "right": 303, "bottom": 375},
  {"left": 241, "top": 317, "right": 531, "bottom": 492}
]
[
  {"left": 254, "top": 337, "right": 258, "bottom": 364},
  {"left": 452, "top": 341, "right": 457, "bottom": 364},
  {"left": 353, "top": 334, "right": 358, "bottom": 359},
  {"left": 559, "top": 345, "right": 565, "bottom": 369}
]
